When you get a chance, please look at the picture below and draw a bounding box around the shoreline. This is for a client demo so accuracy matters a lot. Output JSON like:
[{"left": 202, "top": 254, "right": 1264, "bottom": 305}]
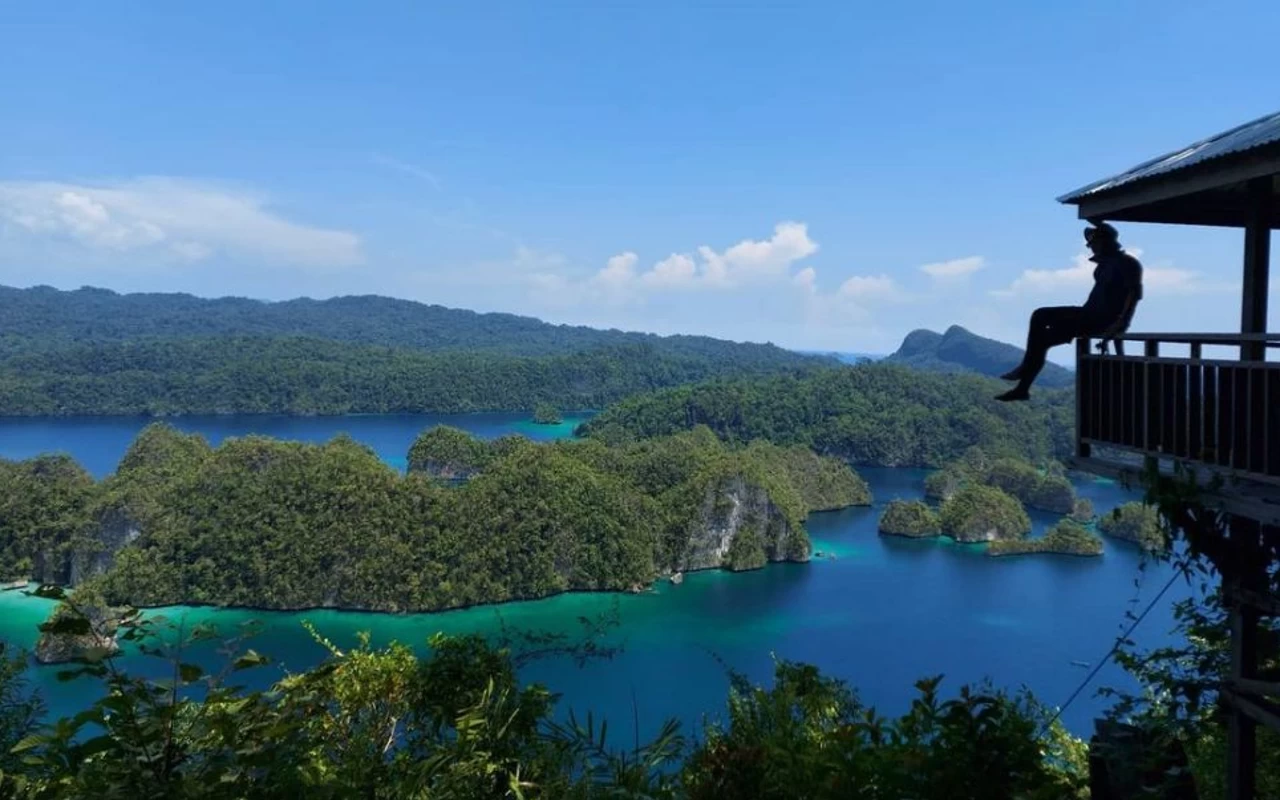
[{"left": 18, "top": 556, "right": 823, "bottom": 627}]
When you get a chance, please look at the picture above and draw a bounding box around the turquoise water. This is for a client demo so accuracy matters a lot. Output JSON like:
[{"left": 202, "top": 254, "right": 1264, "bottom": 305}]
[{"left": 0, "top": 414, "right": 1189, "bottom": 739}]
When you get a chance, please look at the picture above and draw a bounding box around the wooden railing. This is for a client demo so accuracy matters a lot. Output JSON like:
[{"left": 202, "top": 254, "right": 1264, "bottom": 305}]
[{"left": 1075, "top": 332, "right": 1280, "bottom": 485}]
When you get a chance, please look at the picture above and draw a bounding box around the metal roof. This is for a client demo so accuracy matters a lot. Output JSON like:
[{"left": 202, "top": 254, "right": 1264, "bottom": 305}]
[{"left": 1058, "top": 109, "right": 1280, "bottom": 203}]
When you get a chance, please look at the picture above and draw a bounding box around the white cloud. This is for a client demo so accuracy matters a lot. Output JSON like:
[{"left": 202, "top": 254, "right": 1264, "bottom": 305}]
[
  {"left": 837, "top": 273, "right": 898, "bottom": 299},
  {"left": 640, "top": 253, "right": 697, "bottom": 289},
  {"left": 993, "top": 247, "right": 1230, "bottom": 299},
  {"left": 920, "top": 255, "right": 984, "bottom": 279},
  {"left": 0, "top": 178, "right": 363, "bottom": 269},
  {"left": 582, "top": 221, "right": 819, "bottom": 295}
]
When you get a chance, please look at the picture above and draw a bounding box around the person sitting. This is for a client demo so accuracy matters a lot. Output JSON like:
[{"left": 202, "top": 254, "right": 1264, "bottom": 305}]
[{"left": 996, "top": 220, "right": 1142, "bottom": 401}]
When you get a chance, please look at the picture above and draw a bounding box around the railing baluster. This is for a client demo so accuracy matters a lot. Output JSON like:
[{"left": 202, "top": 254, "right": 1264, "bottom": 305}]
[
  {"left": 1249, "top": 366, "right": 1266, "bottom": 475},
  {"left": 1220, "top": 366, "right": 1236, "bottom": 468},
  {"left": 1189, "top": 343, "right": 1203, "bottom": 463},
  {"left": 1205, "top": 363, "right": 1219, "bottom": 465},
  {"left": 1234, "top": 367, "right": 1249, "bottom": 472},
  {"left": 1268, "top": 369, "right": 1279, "bottom": 477},
  {"left": 1145, "top": 340, "right": 1159, "bottom": 452},
  {"left": 1175, "top": 360, "right": 1189, "bottom": 459},
  {"left": 1081, "top": 335, "right": 1278, "bottom": 485}
]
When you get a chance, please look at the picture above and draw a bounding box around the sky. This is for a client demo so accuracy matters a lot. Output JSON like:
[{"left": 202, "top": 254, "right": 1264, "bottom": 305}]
[{"left": 2, "top": 1, "right": 1278, "bottom": 355}]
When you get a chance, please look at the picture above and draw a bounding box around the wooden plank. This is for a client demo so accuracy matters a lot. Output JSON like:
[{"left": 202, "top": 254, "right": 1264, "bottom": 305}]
[
  {"left": 1072, "top": 150, "right": 1280, "bottom": 220},
  {"left": 1228, "top": 678, "right": 1280, "bottom": 699},
  {"left": 1174, "top": 362, "right": 1189, "bottom": 459},
  {"left": 1162, "top": 364, "right": 1178, "bottom": 455},
  {"left": 1075, "top": 341, "right": 1089, "bottom": 458},
  {"left": 1227, "top": 591, "right": 1259, "bottom": 800},
  {"left": 1226, "top": 585, "right": 1280, "bottom": 618},
  {"left": 1106, "top": 332, "right": 1280, "bottom": 344},
  {"left": 1250, "top": 367, "right": 1267, "bottom": 474},
  {"left": 1189, "top": 354, "right": 1203, "bottom": 465},
  {"left": 1234, "top": 368, "right": 1250, "bottom": 472},
  {"left": 1127, "top": 359, "right": 1140, "bottom": 448},
  {"left": 1242, "top": 178, "right": 1272, "bottom": 362},
  {"left": 1224, "top": 687, "right": 1280, "bottom": 734},
  {"left": 1220, "top": 367, "right": 1236, "bottom": 468},
  {"left": 1264, "top": 368, "right": 1274, "bottom": 473},
  {"left": 1108, "top": 358, "right": 1119, "bottom": 444},
  {"left": 1205, "top": 364, "right": 1219, "bottom": 464}
]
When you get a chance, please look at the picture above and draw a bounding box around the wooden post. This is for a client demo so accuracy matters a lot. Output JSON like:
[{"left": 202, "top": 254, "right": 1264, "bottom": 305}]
[
  {"left": 1227, "top": 593, "right": 1259, "bottom": 800},
  {"left": 1241, "top": 177, "right": 1271, "bottom": 362}
]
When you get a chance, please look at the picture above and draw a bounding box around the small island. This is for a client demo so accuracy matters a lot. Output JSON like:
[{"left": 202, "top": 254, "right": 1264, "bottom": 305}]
[
  {"left": 878, "top": 500, "right": 941, "bottom": 538},
  {"left": 1098, "top": 502, "right": 1165, "bottom": 551},
  {"left": 987, "top": 520, "right": 1104, "bottom": 558},
  {"left": 939, "top": 485, "right": 1031, "bottom": 543},
  {"left": 532, "top": 403, "right": 563, "bottom": 425},
  {"left": 924, "top": 449, "right": 1077, "bottom": 515}
]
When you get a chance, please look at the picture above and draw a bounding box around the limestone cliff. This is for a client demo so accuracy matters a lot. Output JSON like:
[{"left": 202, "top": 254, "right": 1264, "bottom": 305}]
[
  {"left": 69, "top": 507, "right": 141, "bottom": 585},
  {"left": 677, "top": 474, "right": 809, "bottom": 573}
]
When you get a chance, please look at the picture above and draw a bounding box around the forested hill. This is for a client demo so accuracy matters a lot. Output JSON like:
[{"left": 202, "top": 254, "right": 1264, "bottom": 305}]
[
  {"left": 0, "top": 337, "right": 825, "bottom": 416},
  {"left": 579, "top": 363, "right": 1075, "bottom": 467},
  {"left": 0, "top": 284, "right": 818, "bottom": 364},
  {"left": 884, "top": 325, "right": 1074, "bottom": 388}
]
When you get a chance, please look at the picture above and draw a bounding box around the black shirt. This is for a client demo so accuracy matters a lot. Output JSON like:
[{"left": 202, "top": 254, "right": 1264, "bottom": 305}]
[{"left": 1082, "top": 248, "right": 1143, "bottom": 326}]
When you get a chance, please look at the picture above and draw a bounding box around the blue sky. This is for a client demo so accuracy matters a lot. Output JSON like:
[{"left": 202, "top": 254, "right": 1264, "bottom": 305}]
[{"left": 2, "top": 1, "right": 1277, "bottom": 354}]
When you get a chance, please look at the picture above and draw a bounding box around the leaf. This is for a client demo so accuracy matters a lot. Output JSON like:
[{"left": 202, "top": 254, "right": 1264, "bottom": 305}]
[
  {"left": 234, "top": 650, "right": 270, "bottom": 671},
  {"left": 179, "top": 663, "right": 205, "bottom": 683},
  {"left": 11, "top": 733, "right": 47, "bottom": 753}
]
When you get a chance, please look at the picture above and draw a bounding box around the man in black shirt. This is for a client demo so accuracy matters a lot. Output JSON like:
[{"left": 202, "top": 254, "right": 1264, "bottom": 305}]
[{"left": 996, "top": 221, "right": 1142, "bottom": 401}]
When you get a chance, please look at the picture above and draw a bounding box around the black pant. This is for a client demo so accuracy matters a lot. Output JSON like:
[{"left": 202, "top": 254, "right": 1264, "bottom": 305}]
[{"left": 1014, "top": 306, "right": 1104, "bottom": 391}]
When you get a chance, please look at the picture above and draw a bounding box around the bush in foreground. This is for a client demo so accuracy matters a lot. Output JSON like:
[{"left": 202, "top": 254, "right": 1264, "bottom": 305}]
[{"left": 1, "top": 594, "right": 1086, "bottom": 799}]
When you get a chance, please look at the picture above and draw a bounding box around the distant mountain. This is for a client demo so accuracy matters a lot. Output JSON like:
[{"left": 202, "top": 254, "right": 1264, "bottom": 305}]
[
  {"left": 797, "top": 350, "right": 883, "bottom": 365},
  {"left": 0, "top": 285, "right": 837, "bottom": 416},
  {"left": 884, "top": 325, "right": 1073, "bottom": 388},
  {"left": 0, "top": 285, "right": 826, "bottom": 366}
]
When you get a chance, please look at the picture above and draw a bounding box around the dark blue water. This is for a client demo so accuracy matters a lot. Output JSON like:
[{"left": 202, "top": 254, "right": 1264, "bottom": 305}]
[
  {"left": 0, "top": 412, "right": 591, "bottom": 478},
  {"left": 0, "top": 415, "right": 1190, "bottom": 740}
]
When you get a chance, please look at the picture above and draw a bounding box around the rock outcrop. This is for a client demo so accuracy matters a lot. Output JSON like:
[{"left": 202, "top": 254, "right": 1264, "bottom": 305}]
[
  {"left": 69, "top": 507, "right": 141, "bottom": 585},
  {"left": 678, "top": 474, "right": 808, "bottom": 572},
  {"left": 35, "top": 600, "right": 124, "bottom": 665}
]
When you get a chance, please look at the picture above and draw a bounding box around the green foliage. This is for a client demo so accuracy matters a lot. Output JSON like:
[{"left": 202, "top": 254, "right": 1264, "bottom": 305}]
[
  {"left": 2, "top": 603, "right": 1086, "bottom": 799},
  {"left": 0, "top": 455, "right": 97, "bottom": 584},
  {"left": 1098, "top": 501, "right": 1166, "bottom": 551},
  {"left": 0, "top": 285, "right": 830, "bottom": 416},
  {"left": 923, "top": 449, "right": 1077, "bottom": 514},
  {"left": 1, "top": 284, "right": 830, "bottom": 363},
  {"left": 878, "top": 499, "right": 941, "bottom": 537},
  {"left": 682, "top": 661, "right": 1086, "bottom": 799},
  {"left": 742, "top": 441, "right": 872, "bottom": 511},
  {"left": 581, "top": 364, "right": 1074, "bottom": 468},
  {"left": 1104, "top": 589, "right": 1280, "bottom": 799},
  {"left": 11, "top": 425, "right": 868, "bottom": 614},
  {"left": 1070, "top": 497, "right": 1095, "bottom": 523},
  {"left": 987, "top": 520, "right": 1103, "bottom": 557},
  {"left": 532, "top": 403, "right": 563, "bottom": 425},
  {"left": 0, "top": 642, "right": 44, "bottom": 790},
  {"left": 407, "top": 425, "right": 493, "bottom": 479},
  {"left": 939, "top": 485, "right": 1031, "bottom": 543}
]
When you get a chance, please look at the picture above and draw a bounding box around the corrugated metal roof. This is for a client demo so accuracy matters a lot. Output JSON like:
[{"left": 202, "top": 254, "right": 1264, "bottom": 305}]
[{"left": 1058, "top": 109, "right": 1280, "bottom": 203}]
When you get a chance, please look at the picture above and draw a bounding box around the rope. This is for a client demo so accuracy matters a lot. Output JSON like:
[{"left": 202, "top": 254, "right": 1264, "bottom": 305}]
[{"left": 1042, "top": 564, "right": 1184, "bottom": 732}]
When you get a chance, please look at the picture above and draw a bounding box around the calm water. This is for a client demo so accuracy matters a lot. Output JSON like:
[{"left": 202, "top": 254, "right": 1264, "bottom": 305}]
[{"left": 0, "top": 415, "right": 1191, "bottom": 738}]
